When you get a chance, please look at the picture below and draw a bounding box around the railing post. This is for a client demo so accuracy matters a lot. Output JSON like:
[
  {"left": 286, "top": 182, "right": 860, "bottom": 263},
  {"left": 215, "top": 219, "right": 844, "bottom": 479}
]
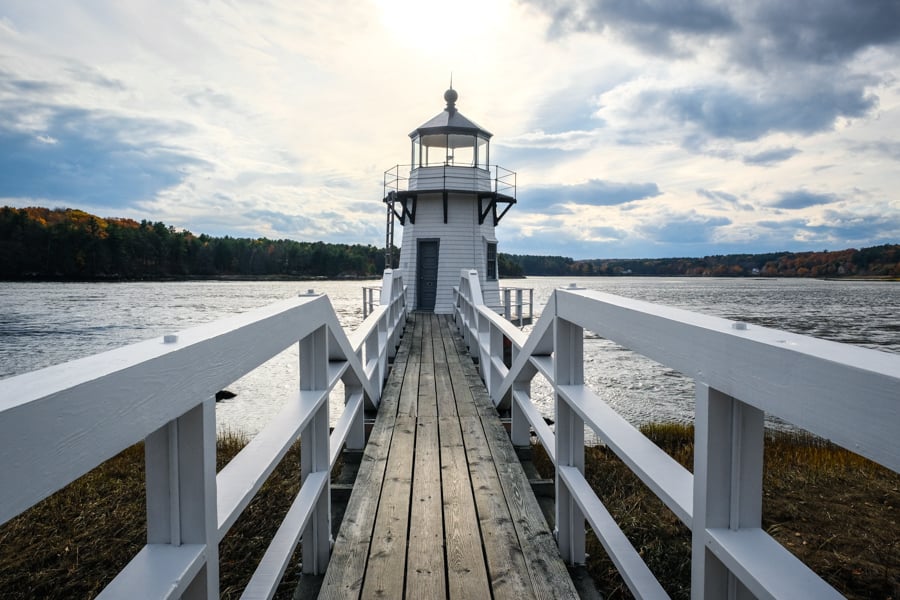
[
  {"left": 489, "top": 323, "right": 504, "bottom": 401},
  {"left": 300, "top": 325, "right": 331, "bottom": 575},
  {"left": 692, "top": 384, "right": 764, "bottom": 599},
  {"left": 555, "top": 317, "right": 585, "bottom": 565},
  {"left": 503, "top": 288, "right": 511, "bottom": 320},
  {"left": 515, "top": 289, "right": 524, "bottom": 326},
  {"left": 510, "top": 343, "right": 531, "bottom": 447},
  {"left": 145, "top": 399, "right": 219, "bottom": 598}
]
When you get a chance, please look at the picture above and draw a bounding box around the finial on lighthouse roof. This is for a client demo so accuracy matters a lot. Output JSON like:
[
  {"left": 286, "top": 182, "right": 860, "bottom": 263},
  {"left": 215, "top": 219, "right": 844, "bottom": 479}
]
[{"left": 444, "top": 86, "right": 458, "bottom": 113}]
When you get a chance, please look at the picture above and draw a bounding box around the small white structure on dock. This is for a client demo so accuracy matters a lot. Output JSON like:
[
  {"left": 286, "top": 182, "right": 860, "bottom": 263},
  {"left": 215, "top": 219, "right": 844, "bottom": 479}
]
[{"left": 384, "top": 88, "right": 516, "bottom": 313}]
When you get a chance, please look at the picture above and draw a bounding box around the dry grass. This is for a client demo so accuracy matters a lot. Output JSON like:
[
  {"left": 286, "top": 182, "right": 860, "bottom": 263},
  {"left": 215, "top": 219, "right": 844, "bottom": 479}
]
[
  {"left": 0, "top": 430, "right": 305, "bottom": 599},
  {"left": 532, "top": 423, "right": 900, "bottom": 599},
  {"left": 3, "top": 423, "right": 896, "bottom": 599}
]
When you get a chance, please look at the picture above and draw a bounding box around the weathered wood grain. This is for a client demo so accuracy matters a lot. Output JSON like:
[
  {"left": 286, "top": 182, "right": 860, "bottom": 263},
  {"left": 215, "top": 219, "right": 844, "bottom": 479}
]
[
  {"left": 441, "top": 314, "right": 578, "bottom": 599},
  {"left": 322, "top": 312, "right": 578, "bottom": 599},
  {"left": 397, "top": 325, "right": 420, "bottom": 418},
  {"left": 405, "top": 416, "right": 446, "bottom": 599},
  {"left": 432, "top": 315, "right": 458, "bottom": 419},
  {"left": 458, "top": 415, "right": 536, "bottom": 600},
  {"left": 438, "top": 414, "right": 491, "bottom": 599},
  {"left": 361, "top": 416, "right": 416, "bottom": 599},
  {"left": 318, "top": 317, "right": 411, "bottom": 599}
]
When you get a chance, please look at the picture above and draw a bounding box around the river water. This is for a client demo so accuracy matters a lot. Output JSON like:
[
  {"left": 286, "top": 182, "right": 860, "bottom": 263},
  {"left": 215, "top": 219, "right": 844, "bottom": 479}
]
[{"left": 1, "top": 277, "right": 897, "bottom": 436}]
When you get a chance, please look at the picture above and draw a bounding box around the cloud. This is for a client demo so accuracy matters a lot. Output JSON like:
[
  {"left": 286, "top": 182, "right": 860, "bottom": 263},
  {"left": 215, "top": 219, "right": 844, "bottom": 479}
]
[
  {"left": 850, "top": 140, "right": 900, "bottom": 161},
  {"left": 743, "top": 146, "right": 800, "bottom": 166},
  {"left": 522, "top": 178, "right": 661, "bottom": 207},
  {"left": 526, "top": 0, "right": 735, "bottom": 54},
  {"left": 754, "top": 208, "right": 900, "bottom": 247},
  {"left": 245, "top": 209, "right": 313, "bottom": 235},
  {"left": 499, "top": 129, "right": 601, "bottom": 152},
  {"left": 525, "top": 1, "right": 900, "bottom": 66},
  {"left": 0, "top": 105, "right": 204, "bottom": 207},
  {"left": 0, "top": 68, "right": 63, "bottom": 94},
  {"left": 631, "top": 82, "right": 876, "bottom": 141},
  {"left": 697, "top": 188, "right": 754, "bottom": 211},
  {"left": 771, "top": 190, "right": 838, "bottom": 210},
  {"left": 731, "top": 1, "right": 900, "bottom": 68},
  {"left": 639, "top": 212, "right": 731, "bottom": 244}
]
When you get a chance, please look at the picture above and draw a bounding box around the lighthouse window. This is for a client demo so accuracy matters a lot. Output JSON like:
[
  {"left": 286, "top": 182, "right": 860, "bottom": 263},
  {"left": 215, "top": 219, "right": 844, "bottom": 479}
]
[{"left": 486, "top": 243, "right": 498, "bottom": 280}]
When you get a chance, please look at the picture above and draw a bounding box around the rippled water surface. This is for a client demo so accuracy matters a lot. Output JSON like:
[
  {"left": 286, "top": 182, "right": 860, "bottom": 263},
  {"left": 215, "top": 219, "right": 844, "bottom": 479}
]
[{"left": 1, "top": 277, "right": 897, "bottom": 435}]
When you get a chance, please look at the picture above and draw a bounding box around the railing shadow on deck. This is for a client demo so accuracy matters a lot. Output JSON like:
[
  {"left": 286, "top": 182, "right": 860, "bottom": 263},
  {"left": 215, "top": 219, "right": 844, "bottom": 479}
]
[
  {"left": 0, "top": 270, "right": 406, "bottom": 599},
  {"left": 453, "top": 268, "right": 900, "bottom": 599}
]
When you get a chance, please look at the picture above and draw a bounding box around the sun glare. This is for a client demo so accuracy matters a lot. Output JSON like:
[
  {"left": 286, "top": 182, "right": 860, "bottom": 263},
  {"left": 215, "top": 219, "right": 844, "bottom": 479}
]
[{"left": 374, "top": 0, "right": 510, "bottom": 53}]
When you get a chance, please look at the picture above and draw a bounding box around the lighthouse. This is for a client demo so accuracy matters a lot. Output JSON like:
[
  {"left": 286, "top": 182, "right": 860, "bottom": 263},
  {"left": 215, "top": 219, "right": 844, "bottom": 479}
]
[{"left": 384, "top": 88, "right": 516, "bottom": 314}]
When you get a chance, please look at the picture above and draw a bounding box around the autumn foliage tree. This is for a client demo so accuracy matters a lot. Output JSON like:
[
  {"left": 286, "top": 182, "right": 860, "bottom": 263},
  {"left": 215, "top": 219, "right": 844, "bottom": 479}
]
[{"left": 0, "top": 207, "right": 389, "bottom": 280}]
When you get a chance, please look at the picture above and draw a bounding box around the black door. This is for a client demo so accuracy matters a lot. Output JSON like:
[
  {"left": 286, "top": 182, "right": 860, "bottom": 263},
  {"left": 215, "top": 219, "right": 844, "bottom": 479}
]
[{"left": 417, "top": 240, "right": 439, "bottom": 311}]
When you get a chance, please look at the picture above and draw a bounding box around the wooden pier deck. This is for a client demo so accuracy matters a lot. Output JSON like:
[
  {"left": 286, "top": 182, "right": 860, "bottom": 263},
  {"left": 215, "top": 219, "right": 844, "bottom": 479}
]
[{"left": 317, "top": 313, "right": 579, "bottom": 599}]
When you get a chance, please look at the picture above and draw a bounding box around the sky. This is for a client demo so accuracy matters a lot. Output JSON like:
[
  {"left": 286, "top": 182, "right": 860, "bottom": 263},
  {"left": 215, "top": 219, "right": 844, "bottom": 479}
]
[{"left": 1, "top": 0, "right": 899, "bottom": 259}]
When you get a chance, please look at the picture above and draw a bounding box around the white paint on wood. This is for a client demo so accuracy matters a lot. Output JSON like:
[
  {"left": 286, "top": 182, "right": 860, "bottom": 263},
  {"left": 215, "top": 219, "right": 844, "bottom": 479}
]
[
  {"left": 559, "top": 383, "right": 693, "bottom": 526},
  {"left": 454, "top": 272, "right": 900, "bottom": 600},
  {"left": 558, "top": 466, "right": 669, "bottom": 600},
  {"left": 398, "top": 192, "right": 503, "bottom": 313},
  {"left": 705, "top": 528, "right": 843, "bottom": 599},
  {"left": 554, "top": 288, "right": 900, "bottom": 472},
  {"left": 330, "top": 390, "right": 364, "bottom": 468},
  {"left": 513, "top": 389, "right": 555, "bottom": 463},
  {"left": 240, "top": 471, "right": 328, "bottom": 600},
  {"left": 97, "top": 543, "right": 206, "bottom": 600},
  {"left": 0, "top": 273, "right": 408, "bottom": 599},
  {"left": 216, "top": 389, "right": 326, "bottom": 538}
]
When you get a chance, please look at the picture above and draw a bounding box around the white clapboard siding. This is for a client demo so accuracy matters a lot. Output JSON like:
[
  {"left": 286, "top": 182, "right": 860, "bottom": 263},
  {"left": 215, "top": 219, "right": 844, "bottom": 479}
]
[{"left": 399, "top": 193, "right": 501, "bottom": 313}]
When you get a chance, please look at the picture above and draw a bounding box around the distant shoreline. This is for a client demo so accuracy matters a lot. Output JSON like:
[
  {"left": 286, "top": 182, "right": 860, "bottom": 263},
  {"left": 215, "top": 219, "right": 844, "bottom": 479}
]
[{"left": 3, "top": 274, "right": 897, "bottom": 283}]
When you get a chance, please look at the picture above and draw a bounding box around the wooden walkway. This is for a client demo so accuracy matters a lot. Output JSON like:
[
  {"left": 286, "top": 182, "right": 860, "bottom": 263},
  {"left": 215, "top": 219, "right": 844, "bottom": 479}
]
[{"left": 318, "top": 313, "right": 579, "bottom": 599}]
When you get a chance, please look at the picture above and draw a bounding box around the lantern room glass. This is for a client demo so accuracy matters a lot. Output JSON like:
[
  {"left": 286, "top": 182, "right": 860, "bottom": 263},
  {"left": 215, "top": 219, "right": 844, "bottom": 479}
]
[{"left": 411, "top": 133, "right": 490, "bottom": 169}]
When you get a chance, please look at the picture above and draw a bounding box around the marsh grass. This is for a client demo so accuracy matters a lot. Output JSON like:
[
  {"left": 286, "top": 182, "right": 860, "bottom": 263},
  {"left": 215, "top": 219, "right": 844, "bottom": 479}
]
[
  {"left": 3, "top": 423, "right": 896, "bottom": 599},
  {"left": 532, "top": 423, "right": 899, "bottom": 599},
  {"left": 0, "top": 429, "right": 305, "bottom": 599}
]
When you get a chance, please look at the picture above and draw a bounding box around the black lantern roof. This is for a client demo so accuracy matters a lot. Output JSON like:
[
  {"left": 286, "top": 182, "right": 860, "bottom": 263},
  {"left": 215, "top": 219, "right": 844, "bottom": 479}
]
[{"left": 409, "top": 88, "right": 492, "bottom": 142}]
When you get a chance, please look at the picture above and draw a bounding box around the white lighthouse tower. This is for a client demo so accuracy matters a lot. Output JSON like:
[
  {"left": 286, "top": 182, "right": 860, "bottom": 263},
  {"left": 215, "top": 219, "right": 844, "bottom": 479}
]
[{"left": 384, "top": 88, "right": 516, "bottom": 313}]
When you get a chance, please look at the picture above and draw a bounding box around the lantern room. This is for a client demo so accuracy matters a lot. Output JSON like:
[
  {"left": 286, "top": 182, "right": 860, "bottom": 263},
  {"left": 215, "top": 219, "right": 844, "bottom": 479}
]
[{"left": 410, "top": 88, "right": 490, "bottom": 169}]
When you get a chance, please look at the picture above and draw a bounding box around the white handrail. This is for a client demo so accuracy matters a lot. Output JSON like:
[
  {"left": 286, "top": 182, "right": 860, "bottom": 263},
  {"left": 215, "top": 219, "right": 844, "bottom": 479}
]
[
  {"left": 454, "top": 273, "right": 899, "bottom": 599},
  {"left": 0, "top": 273, "right": 406, "bottom": 598}
]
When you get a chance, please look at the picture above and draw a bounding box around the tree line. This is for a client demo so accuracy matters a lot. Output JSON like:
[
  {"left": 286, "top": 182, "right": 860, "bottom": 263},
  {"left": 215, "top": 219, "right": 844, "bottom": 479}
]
[
  {"left": 2, "top": 206, "right": 897, "bottom": 280},
  {"left": 0, "top": 207, "right": 390, "bottom": 279},
  {"left": 504, "top": 245, "right": 900, "bottom": 278}
]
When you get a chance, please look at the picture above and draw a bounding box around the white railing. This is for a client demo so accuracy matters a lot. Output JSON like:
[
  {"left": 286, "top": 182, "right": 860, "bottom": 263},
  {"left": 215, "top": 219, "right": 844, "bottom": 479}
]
[
  {"left": 454, "top": 270, "right": 900, "bottom": 599},
  {"left": 0, "top": 270, "right": 406, "bottom": 599},
  {"left": 500, "top": 285, "right": 534, "bottom": 326}
]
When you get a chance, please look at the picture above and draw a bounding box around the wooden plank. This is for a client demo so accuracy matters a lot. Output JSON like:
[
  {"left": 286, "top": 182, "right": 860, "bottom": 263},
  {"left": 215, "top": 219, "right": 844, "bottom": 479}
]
[
  {"left": 438, "top": 316, "right": 480, "bottom": 418},
  {"left": 477, "top": 401, "right": 580, "bottom": 599},
  {"left": 444, "top": 318, "right": 579, "bottom": 599},
  {"left": 438, "top": 415, "right": 491, "bottom": 599},
  {"left": 432, "top": 315, "right": 458, "bottom": 419},
  {"left": 397, "top": 314, "right": 421, "bottom": 418},
  {"left": 417, "top": 318, "right": 438, "bottom": 417},
  {"left": 420, "top": 314, "right": 434, "bottom": 364},
  {"left": 318, "top": 319, "right": 410, "bottom": 599},
  {"left": 405, "top": 416, "right": 446, "bottom": 599},
  {"left": 361, "top": 416, "right": 416, "bottom": 599},
  {"left": 458, "top": 415, "right": 536, "bottom": 600}
]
